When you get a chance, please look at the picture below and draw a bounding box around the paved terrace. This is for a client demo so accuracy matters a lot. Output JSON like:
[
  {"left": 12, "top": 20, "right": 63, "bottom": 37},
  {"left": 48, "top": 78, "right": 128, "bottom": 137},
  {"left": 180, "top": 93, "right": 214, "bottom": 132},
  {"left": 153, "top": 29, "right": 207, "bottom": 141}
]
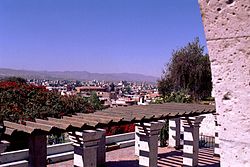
[
  {"left": 1, "top": 103, "right": 216, "bottom": 167},
  {"left": 49, "top": 146, "right": 220, "bottom": 167}
]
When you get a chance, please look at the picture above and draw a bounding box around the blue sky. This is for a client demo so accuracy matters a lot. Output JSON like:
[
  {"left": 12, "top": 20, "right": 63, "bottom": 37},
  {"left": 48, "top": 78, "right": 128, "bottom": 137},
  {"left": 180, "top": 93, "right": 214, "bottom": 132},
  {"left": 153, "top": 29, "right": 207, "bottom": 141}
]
[{"left": 0, "top": 0, "right": 207, "bottom": 77}]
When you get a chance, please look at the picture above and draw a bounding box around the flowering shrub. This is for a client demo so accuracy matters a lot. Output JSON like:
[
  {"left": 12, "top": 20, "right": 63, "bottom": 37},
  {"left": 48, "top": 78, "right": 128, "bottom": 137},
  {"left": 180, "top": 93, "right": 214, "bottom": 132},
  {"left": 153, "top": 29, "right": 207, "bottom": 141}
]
[
  {"left": 0, "top": 79, "right": 134, "bottom": 140},
  {"left": 105, "top": 123, "right": 135, "bottom": 136},
  {"left": 0, "top": 81, "right": 94, "bottom": 124}
]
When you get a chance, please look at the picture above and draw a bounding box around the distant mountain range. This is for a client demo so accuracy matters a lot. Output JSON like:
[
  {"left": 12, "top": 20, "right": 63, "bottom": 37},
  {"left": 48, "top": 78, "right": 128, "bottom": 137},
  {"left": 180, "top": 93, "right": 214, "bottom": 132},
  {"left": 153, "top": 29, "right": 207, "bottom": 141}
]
[{"left": 0, "top": 68, "right": 159, "bottom": 82}]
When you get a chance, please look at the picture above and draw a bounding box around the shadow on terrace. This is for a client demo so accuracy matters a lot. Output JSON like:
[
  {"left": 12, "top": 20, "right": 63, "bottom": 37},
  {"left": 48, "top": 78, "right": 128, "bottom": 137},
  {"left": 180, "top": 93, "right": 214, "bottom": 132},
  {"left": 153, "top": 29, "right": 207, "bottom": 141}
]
[{"left": 48, "top": 146, "right": 220, "bottom": 167}]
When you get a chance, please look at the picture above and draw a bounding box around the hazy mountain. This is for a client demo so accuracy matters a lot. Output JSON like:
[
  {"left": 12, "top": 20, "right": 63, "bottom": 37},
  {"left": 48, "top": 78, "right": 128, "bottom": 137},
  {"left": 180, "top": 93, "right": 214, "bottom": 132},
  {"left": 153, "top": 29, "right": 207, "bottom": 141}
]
[{"left": 0, "top": 68, "right": 159, "bottom": 82}]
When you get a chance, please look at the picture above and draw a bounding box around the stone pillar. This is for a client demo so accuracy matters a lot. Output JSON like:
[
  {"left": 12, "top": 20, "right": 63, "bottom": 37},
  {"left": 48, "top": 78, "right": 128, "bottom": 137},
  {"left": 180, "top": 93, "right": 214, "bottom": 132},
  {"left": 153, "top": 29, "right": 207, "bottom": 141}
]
[
  {"left": 136, "top": 121, "right": 164, "bottom": 167},
  {"left": 135, "top": 125, "right": 139, "bottom": 156},
  {"left": 97, "top": 129, "right": 106, "bottom": 166},
  {"left": 213, "top": 113, "right": 221, "bottom": 157},
  {"left": 168, "top": 118, "right": 181, "bottom": 149},
  {"left": 69, "top": 129, "right": 106, "bottom": 167},
  {"left": 182, "top": 116, "right": 205, "bottom": 167},
  {"left": 199, "top": 0, "right": 250, "bottom": 166},
  {"left": 28, "top": 134, "right": 47, "bottom": 167}
]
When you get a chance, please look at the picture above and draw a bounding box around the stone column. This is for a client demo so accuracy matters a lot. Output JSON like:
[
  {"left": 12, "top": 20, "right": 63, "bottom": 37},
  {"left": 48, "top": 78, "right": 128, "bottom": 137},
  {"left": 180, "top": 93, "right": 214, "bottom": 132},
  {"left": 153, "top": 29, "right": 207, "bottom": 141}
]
[
  {"left": 213, "top": 113, "right": 221, "bottom": 157},
  {"left": 135, "top": 125, "right": 139, "bottom": 156},
  {"left": 69, "top": 129, "right": 106, "bottom": 167},
  {"left": 28, "top": 134, "right": 47, "bottom": 167},
  {"left": 182, "top": 116, "right": 205, "bottom": 167},
  {"left": 136, "top": 121, "right": 164, "bottom": 167},
  {"left": 168, "top": 118, "right": 181, "bottom": 149},
  {"left": 199, "top": 0, "right": 250, "bottom": 166},
  {"left": 97, "top": 129, "right": 106, "bottom": 166}
]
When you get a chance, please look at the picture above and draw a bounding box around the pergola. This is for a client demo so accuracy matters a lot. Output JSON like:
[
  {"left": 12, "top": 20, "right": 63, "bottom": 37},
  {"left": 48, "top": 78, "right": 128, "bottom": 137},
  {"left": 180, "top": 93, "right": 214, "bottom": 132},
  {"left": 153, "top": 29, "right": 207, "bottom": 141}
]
[{"left": 2, "top": 103, "right": 217, "bottom": 167}]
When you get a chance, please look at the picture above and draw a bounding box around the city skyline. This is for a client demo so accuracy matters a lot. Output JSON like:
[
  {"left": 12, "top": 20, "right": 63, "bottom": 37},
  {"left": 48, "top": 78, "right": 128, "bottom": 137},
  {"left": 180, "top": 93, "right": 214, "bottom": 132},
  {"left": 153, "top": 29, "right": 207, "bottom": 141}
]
[{"left": 0, "top": 0, "right": 207, "bottom": 77}]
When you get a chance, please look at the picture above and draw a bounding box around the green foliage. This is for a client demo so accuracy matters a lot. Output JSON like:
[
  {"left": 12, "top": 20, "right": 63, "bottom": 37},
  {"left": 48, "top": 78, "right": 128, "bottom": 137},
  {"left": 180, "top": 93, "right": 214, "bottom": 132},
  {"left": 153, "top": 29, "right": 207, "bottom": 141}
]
[
  {"left": 164, "top": 90, "right": 192, "bottom": 103},
  {"left": 160, "top": 120, "right": 169, "bottom": 147},
  {"left": 88, "top": 92, "right": 103, "bottom": 110},
  {"left": 151, "top": 97, "right": 164, "bottom": 104},
  {"left": 124, "top": 85, "right": 132, "bottom": 94},
  {"left": 158, "top": 38, "right": 212, "bottom": 100},
  {"left": 152, "top": 90, "right": 192, "bottom": 104},
  {"left": 109, "top": 83, "right": 115, "bottom": 92},
  {"left": 157, "top": 77, "right": 173, "bottom": 97},
  {"left": 1, "top": 77, "right": 27, "bottom": 84},
  {"left": 60, "top": 95, "right": 94, "bottom": 115},
  {"left": 0, "top": 81, "right": 94, "bottom": 123},
  {"left": 48, "top": 134, "right": 66, "bottom": 145}
]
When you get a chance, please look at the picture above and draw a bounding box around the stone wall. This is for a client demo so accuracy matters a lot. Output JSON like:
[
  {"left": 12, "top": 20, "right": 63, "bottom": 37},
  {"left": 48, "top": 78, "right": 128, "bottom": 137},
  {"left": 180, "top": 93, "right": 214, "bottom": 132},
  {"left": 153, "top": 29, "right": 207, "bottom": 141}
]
[
  {"left": 199, "top": 0, "right": 250, "bottom": 166},
  {"left": 180, "top": 114, "right": 215, "bottom": 137},
  {"left": 199, "top": 113, "right": 216, "bottom": 136}
]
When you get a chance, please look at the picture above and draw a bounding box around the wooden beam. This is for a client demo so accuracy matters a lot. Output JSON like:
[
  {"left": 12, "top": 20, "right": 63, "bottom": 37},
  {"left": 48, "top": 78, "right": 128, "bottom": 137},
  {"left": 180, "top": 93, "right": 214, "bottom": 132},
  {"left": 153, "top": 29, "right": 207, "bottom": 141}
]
[
  {"left": 25, "top": 121, "right": 52, "bottom": 132},
  {"left": 48, "top": 117, "right": 85, "bottom": 129},
  {"left": 35, "top": 119, "right": 69, "bottom": 131},
  {"left": 63, "top": 116, "right": 99, "bottom": 127},
  {"left": 76, "top": 113, "right": 124, "bottom": 123}
]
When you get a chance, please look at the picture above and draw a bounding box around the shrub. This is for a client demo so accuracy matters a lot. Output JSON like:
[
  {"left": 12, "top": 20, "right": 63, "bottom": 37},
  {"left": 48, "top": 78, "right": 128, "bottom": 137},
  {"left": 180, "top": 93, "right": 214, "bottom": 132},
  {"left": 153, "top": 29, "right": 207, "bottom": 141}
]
[
  {"left": 164, "top": 90, "right": 192, "bottom": 103},
  {"left": 160, "top": 120, "right": 169, "bottom": 147},
  {"left": 105, "top": 123, "right": 135, "bottom": 136},
  {"left": 0, "top": 81, "right": 94, "bottom": 124}
]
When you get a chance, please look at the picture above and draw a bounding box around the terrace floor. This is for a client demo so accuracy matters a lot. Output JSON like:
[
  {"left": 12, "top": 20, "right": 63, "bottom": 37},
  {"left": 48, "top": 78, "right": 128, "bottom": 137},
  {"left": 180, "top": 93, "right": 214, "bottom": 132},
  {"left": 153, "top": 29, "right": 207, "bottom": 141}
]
[{"left": 48, "top": 146, "right": 220, "bottom": 167}]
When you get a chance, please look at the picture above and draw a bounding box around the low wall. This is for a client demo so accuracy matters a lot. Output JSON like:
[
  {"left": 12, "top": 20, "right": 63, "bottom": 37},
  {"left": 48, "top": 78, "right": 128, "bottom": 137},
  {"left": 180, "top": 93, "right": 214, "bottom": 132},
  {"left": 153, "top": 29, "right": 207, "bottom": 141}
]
[
  {"left": 0, "top": 132, "right": 135, "bottom": 166},
  {"left": 106, "top": 132, "right": 134, "bottom": 144}
]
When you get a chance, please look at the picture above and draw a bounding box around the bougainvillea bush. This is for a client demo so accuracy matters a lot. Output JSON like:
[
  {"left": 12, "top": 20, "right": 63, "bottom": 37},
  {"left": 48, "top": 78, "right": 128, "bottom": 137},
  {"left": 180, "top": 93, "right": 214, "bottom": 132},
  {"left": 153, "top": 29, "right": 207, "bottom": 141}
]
[
  {"left": 105, "top": 123, "right": 135, "bottom": 136},
  {"left": 0, "top": 80, "right": 94, "bottom": 124},
  {"left": 0, "top": 78, "right": 135, "bottom": 150}
]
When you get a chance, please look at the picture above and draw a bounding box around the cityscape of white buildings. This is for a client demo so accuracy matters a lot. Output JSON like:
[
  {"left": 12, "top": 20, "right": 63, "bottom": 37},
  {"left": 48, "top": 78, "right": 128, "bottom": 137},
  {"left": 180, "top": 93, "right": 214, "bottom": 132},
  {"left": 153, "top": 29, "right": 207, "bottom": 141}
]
[{"left": 28, "top": 79, "right": 160, "bottom": 108}]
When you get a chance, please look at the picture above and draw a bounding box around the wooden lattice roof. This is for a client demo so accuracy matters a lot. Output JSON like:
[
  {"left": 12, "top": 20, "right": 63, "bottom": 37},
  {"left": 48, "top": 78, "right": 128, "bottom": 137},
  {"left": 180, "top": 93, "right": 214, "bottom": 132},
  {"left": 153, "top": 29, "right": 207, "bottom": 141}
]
[{"left": 3, "top": 103, "right": 215, "bottom": 135}]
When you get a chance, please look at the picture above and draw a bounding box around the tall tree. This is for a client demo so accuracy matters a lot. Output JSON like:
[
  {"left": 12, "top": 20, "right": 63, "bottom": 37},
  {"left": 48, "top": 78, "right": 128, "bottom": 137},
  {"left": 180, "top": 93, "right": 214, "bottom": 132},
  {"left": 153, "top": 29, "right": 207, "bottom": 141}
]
[
  {"left": 157, "top": 77, "right": 173, "bottom": 97},
  {"left": 158, "top": 38, "right": 212, "bottom": 100},
  {"left": 89, "top": 92, "right": 103, "bottom": 110}
]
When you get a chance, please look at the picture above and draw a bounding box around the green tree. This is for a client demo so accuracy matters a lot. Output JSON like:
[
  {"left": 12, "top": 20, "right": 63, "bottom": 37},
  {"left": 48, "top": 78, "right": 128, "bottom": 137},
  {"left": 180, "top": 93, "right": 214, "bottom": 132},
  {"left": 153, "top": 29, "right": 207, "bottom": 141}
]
[
  {"left": 1, "top": 77, "right": 27, "bottom": 84},
  {"left": 158, "top": 38, "right": 212, "bottom": 100},
  {"left": 89, "top": 92, "right": 103, "bottom": 110},
  {"left": 157, "top": 77, "right": 173, "bottom": 97},
  {"left": 160, "top": 120, "right": 169, "bottom": 147},
  {"left": 124, "top": 85, "right": 132, "bottom": 94},
  {"left": 60, "top": 95, "right": 94, "bottom": 115},
  {"left": 109, "top": 83, "right": 115, "bottom": 92}
]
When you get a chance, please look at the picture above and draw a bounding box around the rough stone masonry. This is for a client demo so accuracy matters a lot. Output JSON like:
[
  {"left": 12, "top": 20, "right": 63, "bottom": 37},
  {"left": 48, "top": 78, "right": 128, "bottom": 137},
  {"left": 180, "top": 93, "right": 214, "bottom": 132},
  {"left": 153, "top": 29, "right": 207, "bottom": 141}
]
[{"left": 198, "top": 0, "right": 250, "bottom": 166}]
